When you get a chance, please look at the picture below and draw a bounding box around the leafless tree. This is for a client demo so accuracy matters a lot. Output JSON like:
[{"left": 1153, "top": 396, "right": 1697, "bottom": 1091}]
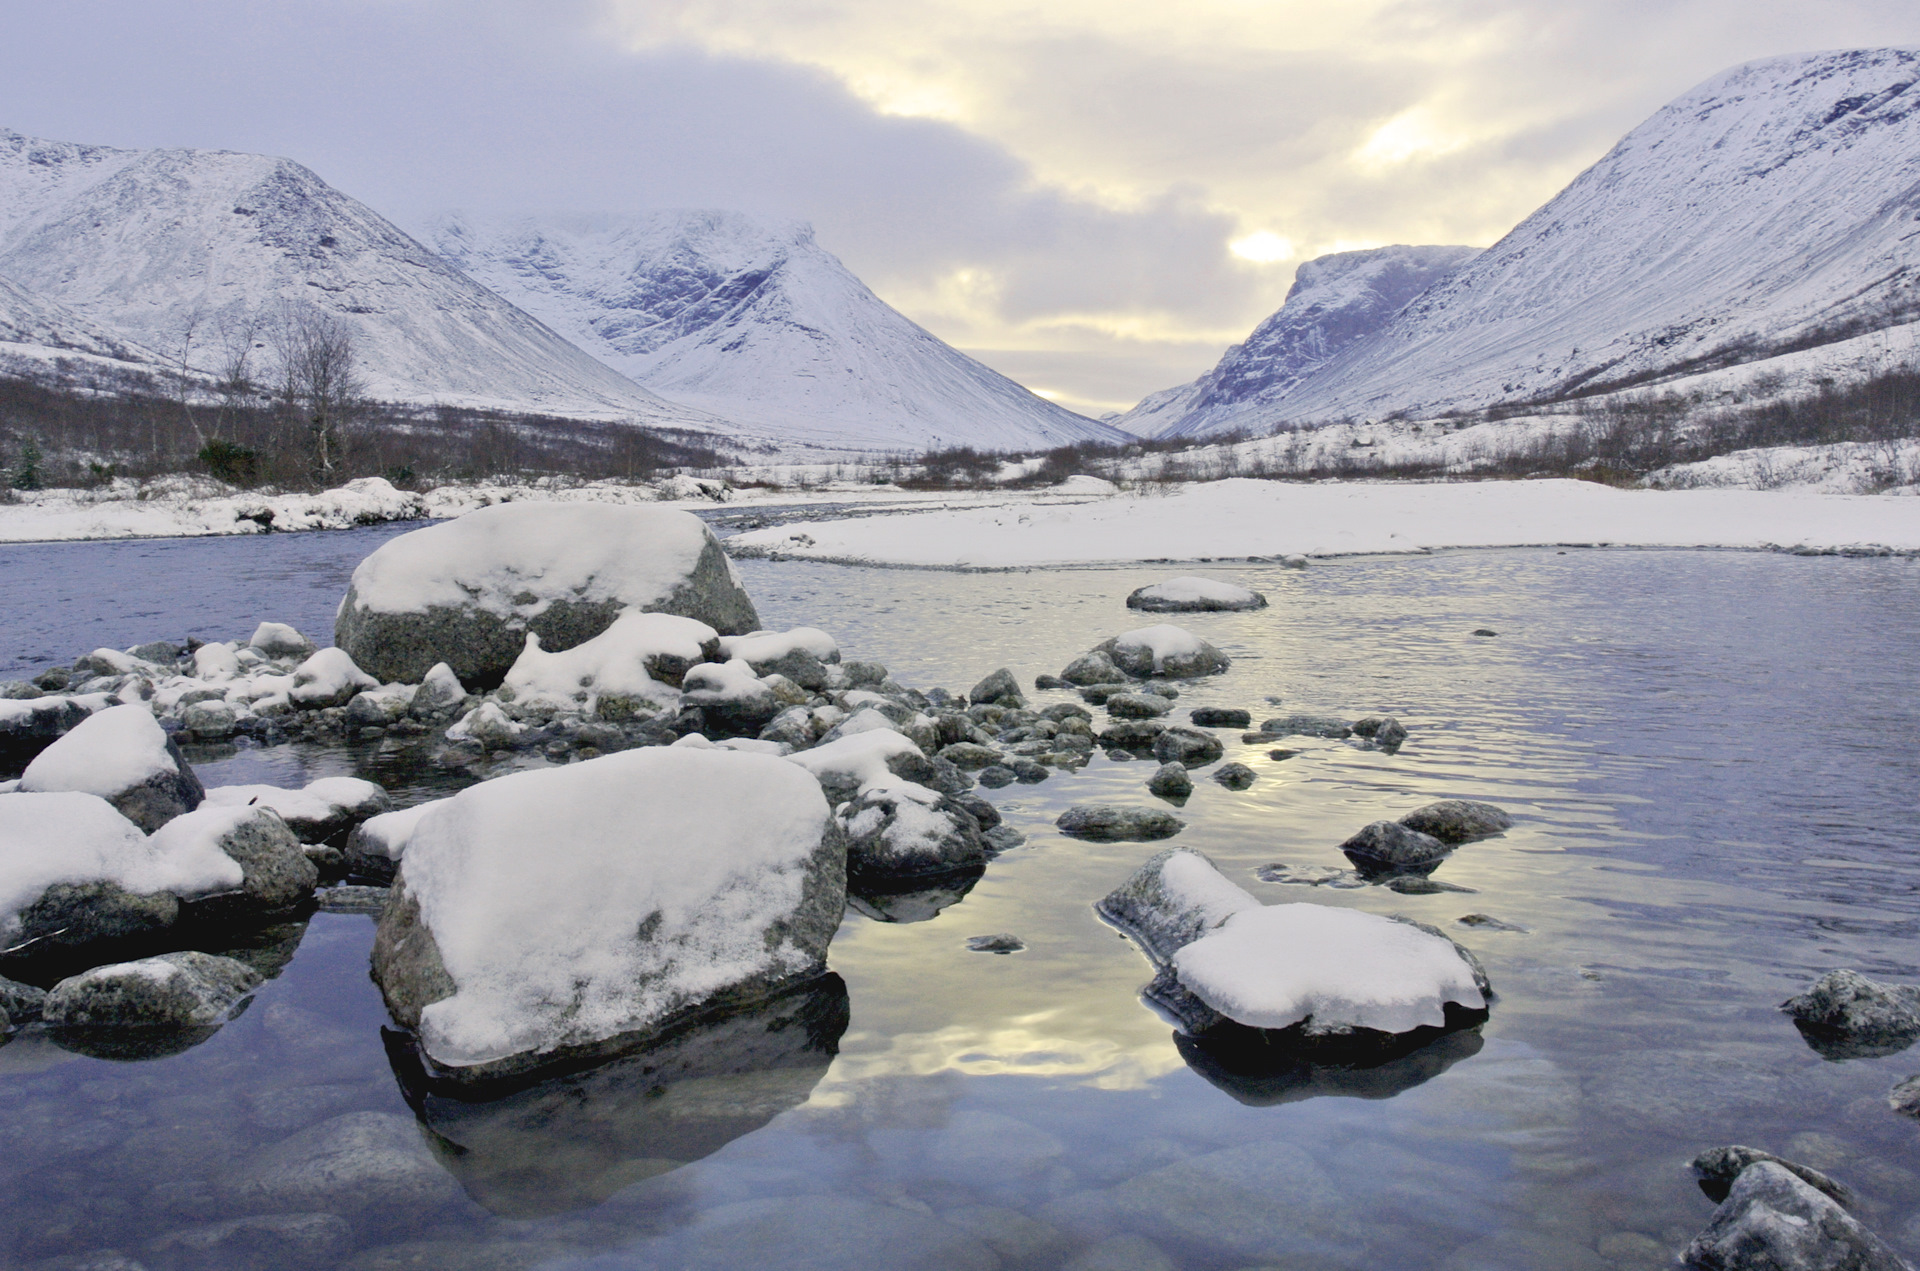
[{"left": 270, "top": 307, "right": 364, "bottom": 483}]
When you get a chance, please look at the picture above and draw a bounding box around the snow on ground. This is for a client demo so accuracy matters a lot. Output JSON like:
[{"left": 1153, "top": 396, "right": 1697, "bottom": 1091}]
[
  {"left": 727, "top": 477, "right": 1920, "bottom": 567},
  {"left": 1646, "top": 438, "right": 1920, "bottom": 493}
]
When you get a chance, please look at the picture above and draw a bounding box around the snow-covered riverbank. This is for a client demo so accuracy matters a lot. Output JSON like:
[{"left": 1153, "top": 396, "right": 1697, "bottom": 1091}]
[{"left": 727, "top": 478, "right": 1920, "bottom": 567}]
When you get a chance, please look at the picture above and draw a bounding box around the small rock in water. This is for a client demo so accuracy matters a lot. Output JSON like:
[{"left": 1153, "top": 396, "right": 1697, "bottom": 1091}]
[
  {"left": 1338, "top": 820, "right": 1453, "bottom": 878},
  {"left": 1152, "top": 726, "right": 1224, "bottom": 768},
  {"left": 983, "top": 825, "right": 1027, "bottom": 853},
  {"left": 1399, "top": 799, "right": 1514, "bottom": 844},
  {"left": 1372, "top": 717, "right": 1408, "bottom": 749},
  {"left": 1780, "top": 969, "right": 1920, "bottom": 1059},
  {"left": 1212, "top": 762, "right": 1256, "bottom": 790},
  {"left": 1106, "top": 693, "right": 1173, "bottom": 720},
  {"left": 1057, "top": 805, "right": 1185, "bottom": 842},
  {"left": 1189, "top": 707, "right": 1251, "bottom": 729},
  {"left": 1126, "top": 577, "right": 1267, "bottom": 613},
  {"left": 1456, "top": 914, "right": 1526, "bottom": 932},
  {"left": 969, "top": 668, "right": 1025, "bottom": 707},
  {"left": 1267, "top": 748, "right": 1302, "bottom": 760},
  {"left": 1256, "top": 863, "right": 1367, "bottom": 889},
  {"left": 1061, "top": 648, "right": 1130, "bottom": 686},
  {"left": 0, "top": 975, "right": 48, "bottom": 1022},
  {"left": 44, "top": 951, "right": 262, "bottom": 1029},
  {"left": 1261, "top": 713, "right": 1352, "bottom": 740},
  {"left": 1034, "top": 674, "right": 1069, "bottom": 690},
  {"left": 316, "top": 885, "right": 391, "bottom": 916},
  {"left": 1681, "top": 1163, "right": 1904, "bottom": 1270},
  {"left": 977, "top": 765, "right": 1017, "bottom": 789},
  {"left": 1689, "top": 1146, "right": 1854, "bottom": 1207},
  {"left": 967, "top": 933, "right": 1025, "bottom": 954},
  {"left": 1147, "top": 762, "right": 1193, "bottom": 799},
  {"left": 1888, "top": 1074, "right": 1920, "bottom": 1118},
  {"left": 1471, "top": 628, "right": 1499, "bottom": 637}
]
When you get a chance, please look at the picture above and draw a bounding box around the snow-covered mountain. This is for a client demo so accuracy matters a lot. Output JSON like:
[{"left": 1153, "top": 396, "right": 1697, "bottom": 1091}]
[
  {"left": 0, "top": 271, "right": 163, "bottom": 366},
  {"left": 421, "top": 211, "right": 1129, "bottom": 453},
  {"left": 1137, "top": 47, "right": 1920, "bottom": 435},
  {"left": 0, "top": 130, "right": 720, "bottom": 430},
  {"left": 1118, "top": 245, "right": 1478, "bottom": 438}
]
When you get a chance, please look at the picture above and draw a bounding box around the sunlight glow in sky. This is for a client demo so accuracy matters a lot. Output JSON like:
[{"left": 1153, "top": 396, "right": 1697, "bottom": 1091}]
[{"left": 2, "top": 0, "right": 1919, "bottom": 414}]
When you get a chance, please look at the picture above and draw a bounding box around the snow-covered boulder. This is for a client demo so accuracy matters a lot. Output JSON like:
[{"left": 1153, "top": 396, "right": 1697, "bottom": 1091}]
[
  {"left": 1101, "top": 625, "right": 1231, "bottom": 678},
  {"left": 838, "top": 785, "right": 987, "bottom": 882},
  {"left": 680, "top": 659, "right": 781, "bottom": 735},
  {"left": 408, "top": 663, "right": 468, "bottom": 718},
  {"left": 0, "top": 694, "right": 93, "bottom": 768},
  {"left": 343, "top": 800, "right": 444, "bottom": 884},
  {"left": 1127, "top": 577, "right": 1268, "bottom": 613},
  {"left": 248, "top": 622, "right": 317, "bottom": 660},
  {"left": 1097, "top": 848, "right": 1489, "bottom": 1041},
  {"left": 370, "top": 747, "right": 846, "bottom": 1081},
  {"left": 335, "top": 503, "right": 760, "bottom": 686},
  {"left": 203, "top": 778, "right": 391, "bottom": 846},
  {"left": 288, "top": 648, "right": 379, "bottom": 709},
  {"left": 192, "top": 642, "right": 243, "bottom": 681},
  {"left": 179, "top": 698, "right": 240, "bottom": 739},
  {"left": 18, "top": 704, "right": 205, "bottom": 831},
  {"left": 445, "top": 701, "right": 525, "bottom": 749},
  {"left": 785, "top": 729, "right": 930, "bottom": 807},
  {"left": 718, "top": 627, "right": 839, "bottom": 690},
  {"left": 1682, "top": 1161, "right": 1908, "bottom": 1271},
  {"left": 44, "top": 951, "right": 262, "bottom": 1029},
  {"left": 150, "top": 804, "right": 317, "bottom": 917},
  {"left": 0, "top": 792, "right": 241, "bottom": 954},
  {"left": 501, "top": 610, "right": 718, "bottom": 715}
]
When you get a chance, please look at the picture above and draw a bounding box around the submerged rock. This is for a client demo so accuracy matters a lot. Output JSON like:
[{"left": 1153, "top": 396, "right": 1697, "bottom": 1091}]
[
  {"left": 1399, "top": 800, "right": 1514, "bottom": 844},
  {"left": 336, "top": 502, "right": 759, "bottom": 686},
  {"left": 967, "top": 933, "right": 1025, "bottom": 954},
  {"left": 19, "top": 704, "right": 205, "bottom": 831},
  {"left": 1889, "top": 1074, "right": 1920, "bottom": 1119},
  {"left": 372, "top": 747, "right": 846, "bottom": 1083},
  {"left": 1682, "top": 1162, "right": 1906, "bottom": 1270},
  {"left": 1126, "top": 577, "right": 1267, "bottom": 613},
  {"left": 1780, "top": 970, "right": 1920, "bottom": 1059},
  {"left": 44, "top": 951, "right": 262, "bottom": 1028},
  {"left": 147, "top": 1212, "right": 353, "bottom": 1271},
  {"left": 1261, "top": 713, "right": 1352, "bottom": 740},
  {"left": 1057, "top": 805, "right": 1186, "bottom": 842},
  {"left": 226, "top": 1111, "right": 461, "bottom": 1216},
  {"left": 1338, "top": 821, "right": 1454, "bottom": 879}
]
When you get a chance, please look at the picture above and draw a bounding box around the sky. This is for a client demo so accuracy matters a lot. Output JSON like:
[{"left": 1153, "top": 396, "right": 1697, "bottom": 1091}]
[{"left": 3, "top": 1, "right": 1919, "bottom": 417}]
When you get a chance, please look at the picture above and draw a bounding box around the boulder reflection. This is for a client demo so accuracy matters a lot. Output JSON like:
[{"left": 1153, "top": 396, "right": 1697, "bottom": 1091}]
[
  {"left": 385, "top": 973, "right": 850, "bottom": 1217},
  {"left": 847, "top": 866, "right": 985, "bottom": 925},
  {"left": 1176, "top": 1023, "right": 1485, "bottom": 1106}
]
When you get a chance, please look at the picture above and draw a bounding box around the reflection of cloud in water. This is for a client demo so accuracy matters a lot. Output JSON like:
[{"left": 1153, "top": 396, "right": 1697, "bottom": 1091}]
[
  {"left": 812, "top": 1009, "right": 1185, "bottom": 1097},
  {"left": 386, "top": 975, "right": 850, "bottom": 1218}
]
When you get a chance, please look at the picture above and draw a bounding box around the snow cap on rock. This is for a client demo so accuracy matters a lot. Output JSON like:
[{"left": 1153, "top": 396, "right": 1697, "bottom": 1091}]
[{"left": 19, "top": 704, "right": 205, "bottom": 830}]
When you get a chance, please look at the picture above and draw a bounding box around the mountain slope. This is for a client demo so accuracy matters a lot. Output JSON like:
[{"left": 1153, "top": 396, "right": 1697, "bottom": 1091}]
[
  {"left": 0, "top": 271, "right": 164, "bottom": 365},
  {"left": 422, "top": 211, "right": 1130, "bottom": 453},
  {"left": 0, "top": 130, "right": 721, "bottom": 429},
  {"left": 1219, "top": 48, "right": 1920, "bottom": 429},
  {"left": 1118, "top": 245, "right": 1478, "bottom": 438}
]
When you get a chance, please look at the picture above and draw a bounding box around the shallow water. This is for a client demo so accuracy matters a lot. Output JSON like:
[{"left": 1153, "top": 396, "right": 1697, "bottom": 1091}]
[{"left": 3, "top": 535, "right": 1919, "bottom": 1269}]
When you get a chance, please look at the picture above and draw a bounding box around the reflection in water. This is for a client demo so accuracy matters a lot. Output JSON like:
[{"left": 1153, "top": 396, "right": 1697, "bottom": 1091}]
[
  {"left": 1176, "top": 1025, "right": 1486, "bottom": 1106},
  {"left": 846, "top": 867, "right": 985, "bottom": 925},
  {"left": 46, "top": 1022, "right": 225, "bottom": 1061},
  {"left": 1788, "top": 1019, "right": 1920, "bottom": 1063},
  {"left": 385, "top": 974, "right": 850, "bottom": 1217}
]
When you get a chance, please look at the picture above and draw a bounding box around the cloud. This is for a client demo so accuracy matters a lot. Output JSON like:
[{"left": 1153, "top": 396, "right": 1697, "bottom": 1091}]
[{"left": 3, "top": 0, "right": 1919, "bottom": 412}]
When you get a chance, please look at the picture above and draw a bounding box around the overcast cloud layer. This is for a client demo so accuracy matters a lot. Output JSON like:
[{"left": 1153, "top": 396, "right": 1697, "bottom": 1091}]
[{"left": 3, "top": 0, "right": 1918, "bottom": 415}]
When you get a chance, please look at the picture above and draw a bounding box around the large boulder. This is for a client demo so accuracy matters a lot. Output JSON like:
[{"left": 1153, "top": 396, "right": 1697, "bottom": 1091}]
[
  {"left": 18, "top": 704, "right": 204, "bottom": 831},
  {"left": 1101, "top": 626, "right": 1231, "bottom": 679},
  {"left": 203, "top": 778, "right": 391, "bottom": 846},
  {"left": 335, "top": 503, "right": 760, "bottom": 686},
  {"left": 371, "top": 747, "right": 846, "bottom": 1083},
  {"left": 1126, "top": 577, "right": 1268, "bottom": 613},
  {"left": 0, "top": 792, "right": 240, "bottom": 958},
  {"left": 44, "top": 951, "right": 262, "bottom": 1028},
  {"left": 1682, "top": 1161, "right": 1908, "bottom": 1270}
]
